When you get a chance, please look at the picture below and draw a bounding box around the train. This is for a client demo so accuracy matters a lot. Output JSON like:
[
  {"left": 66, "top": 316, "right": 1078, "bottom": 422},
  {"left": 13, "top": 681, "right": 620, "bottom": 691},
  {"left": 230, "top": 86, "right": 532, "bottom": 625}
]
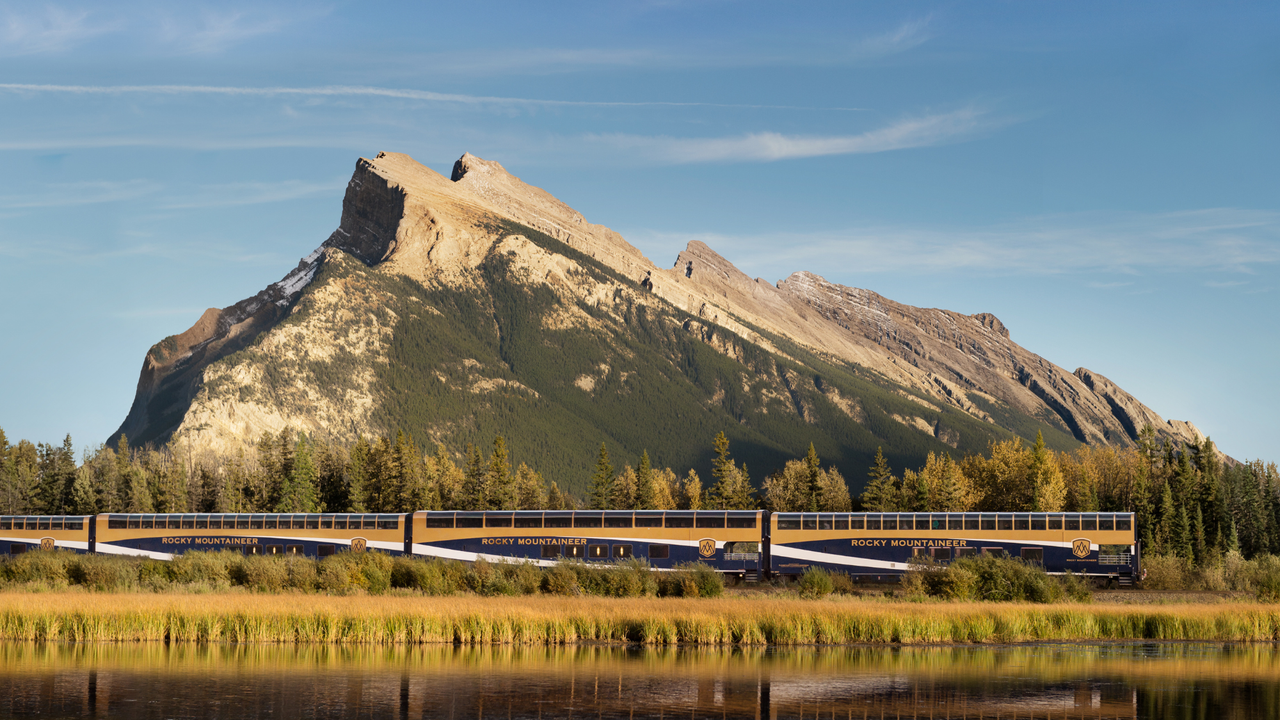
[{"left": 1, "top": 509, "right": 1140, "bottom": 583}]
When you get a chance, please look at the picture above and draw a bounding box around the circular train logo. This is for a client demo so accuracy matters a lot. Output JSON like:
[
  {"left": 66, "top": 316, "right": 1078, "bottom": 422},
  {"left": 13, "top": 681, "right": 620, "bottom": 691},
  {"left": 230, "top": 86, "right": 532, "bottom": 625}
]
[
  {"left": 698, "top": 538, "right": 716, "bottom": 558},
  {"left": 351, "top": 537, "right": 367, "bottom": 553},
  {"left": 40, "top": 537, "right": 55, "bottom": 551},
  {"left": 1072, "top": 538, "right": 1092, "bottom": 558}
]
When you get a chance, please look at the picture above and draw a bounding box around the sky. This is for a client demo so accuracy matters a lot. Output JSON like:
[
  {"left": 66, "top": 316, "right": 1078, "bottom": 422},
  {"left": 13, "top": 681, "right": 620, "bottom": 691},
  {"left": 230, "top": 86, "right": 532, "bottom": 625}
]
[{"left": 0, "top": 1, "right": 1276, "bottom": 462}]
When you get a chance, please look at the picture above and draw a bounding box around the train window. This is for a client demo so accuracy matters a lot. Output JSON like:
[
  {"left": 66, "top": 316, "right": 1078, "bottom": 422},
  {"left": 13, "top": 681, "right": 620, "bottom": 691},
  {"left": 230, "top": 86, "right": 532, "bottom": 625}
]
[
  {"left": 363, "top": 516, "right": 379, "bottom": 531},
  {"left": 49, "top": 517, "right": 63, "bottom": 531},
  {"left": 727, "top": 512, "right": 757, "bottom": 529},
  {"left": 320, "top": 515, "right": 335, "bottom": 529},
  {"left": 648, "top": 544, "right": 670, "bottom": 559},
  {"left": 127, "top": 516, "right": 140, "bottom": 530},
  {"left": 137, "top": 515, "right": 151, "bottom": 530},
  {"left": 65, "top": 519, "right": 83, "bottom": 531},
  {"left": 306, "top": 516, "right": 320, "bottom": 530},
  {"left": 286, "top": 545, "right": 303, "bottom": 555},
  {"left": 957, "top": 547, "right": 978, "bottom": 558},
  {"left": 317, "top": 544, "right": 335, "bottom": 557},
  {"left": 849, "top": 515, "right": 865, "bottom": 530},
  {"left": 0, "top": 518, "right": 9, "bottom": 531},
  {"left": 244, "top": 546, "right": 263, "bottom": 555},
  {"left": 1013, "top": 515, "right": 1029, "bottom": 531},
  {"left": 541, "top": 545, "right": 561, "bottom": 558},
  {"left": 514, "top": 513, "right": 543, "bottom": 529},
  {"left": 1030, "top": 516, "right": 1046, "bottom": 531},
  {"left": 664, "top": 513, "right": 693, "bottom": 529},
  {"left": 1098, "top": 515, "right": 1114, "bottom": 531},
  {"left": 912, "top": 547, "right": 928, "bottom": 557},
  {"left": 981, "top": 515, "right": 996, "bottom": 530},
  {"left": 963, "top": 514, "right": 979, "bottom": 530},
  {"left": 377, "top": 516, "right": 398, "bottom": 530},
  {"left": 997, "top": 515, "right": 1013, "bottom": 531},
  {"left": 456, "top": 513, "right": 484, "bottom": 529},
  {"left": 1065, "top": 514, "right": 1080, "bottom": 531},
  {"left": 266, "top": 545, "right": 283, "bottom": 555},
  {"left": 907, "top": 514, "right": 923, "bottom": 530},
  {"left": 195, "top": 515, "right": 209, "bottom": 530},
  {"left": 180, "top": 514, "right": 195, "bottom": 529},
  {"left": 425, "top": 513, "right": 454, "bottom": 529},
  {"left": 168, "top": 516, "right": 182, "bottom": 529},
  {"left": 817, "top": 515, "right": 833, "bottom": 531},
  {"left": 575, "top": 513, "right": 604, "bottom": 528},
  {"left": 776, "top": 515, "right": 802, "bottom": 530},
  {"left": 210, "top": 515, "right": 224, "bottom": 530},
  {"left": 635, "top": 513, "right": 663, "bottom": 528},
  {"left": 932, "top": 515, "right": 947, "bottom": 531},
  {"left": 10, "top": 544, "right": 26, "bottom": 555},
  {"left": 250, "top": 515, "right": 264, "bottom": 530},
  {"left": 1116, "top": 515, "right": 1132, "bottom": 531},
  {"left": 108, "top": 515, "right": 126, "bottom": 529},
  {"left": 613, "top": 544, "right": 633, "bottom": 559},
  {"left": 587, "top": 544, "right": 608, "bottom": 559},
  {"left": 696, "top": 513, "right": 726, "bottom": 529},
  {"left": 564, "top": 545, "right": 586, "bottom": 558},
  {"left": 332, "top": 516, "right": 348, "bottom": 530},
  {"left": 1048, "top": 515, "right": 1063, "bottom": 531},
  {"left": 931, "top": 547, "right": 952, "bottom": 561},
  {"left": 948, "top": 515, "right": 964, "bottom": 531},
  {"left": 982, "top": 547, "right": 1006, "bottom": 558},
  {"left": 802, "top": 515, "right": 818, "bottom": 531},
  {"left": 1082, "top": 515, "right": 1097, "bottom": 532},
  {"left": 237, "top": 515, "right": 250, "bottom": 530},
  {"left": 834, "top": 516, "right": 849, "bottom": 531},
  {"left": 1021, "top": 548, "right": 1044, "bottom": 564},
  {"left": 865, "top": 515, "right": 881, "bottom": 530},
  {"left": 287, "top": 516, "right": 302, "bottom": 530},
  {"left": 263, "top": 516, "right": 278, "bottom": 530},
  {"left": 544, "top": 513, "right": 573, "bottom": 528},
  {"left": 604, "top": 512, "right": 633, "bottom": 529},
  {"left": 36, "top": 517, "right": 50, "bottom": 531},
  {"left": 486, "top": 514, "right": 513, "bottom": 528}
]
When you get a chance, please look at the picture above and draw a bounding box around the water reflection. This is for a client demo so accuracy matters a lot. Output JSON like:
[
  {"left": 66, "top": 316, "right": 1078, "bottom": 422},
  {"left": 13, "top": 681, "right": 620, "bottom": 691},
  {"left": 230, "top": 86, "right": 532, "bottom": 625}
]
[{"left": 1, "top": 642, "right": 1278, "bottom": 719}]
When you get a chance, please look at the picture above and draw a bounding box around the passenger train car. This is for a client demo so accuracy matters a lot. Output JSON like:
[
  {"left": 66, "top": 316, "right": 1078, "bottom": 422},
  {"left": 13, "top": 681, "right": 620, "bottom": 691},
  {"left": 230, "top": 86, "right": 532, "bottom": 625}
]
[{"left": 0, "top": 509, "right": 1138, "bottom": 583}]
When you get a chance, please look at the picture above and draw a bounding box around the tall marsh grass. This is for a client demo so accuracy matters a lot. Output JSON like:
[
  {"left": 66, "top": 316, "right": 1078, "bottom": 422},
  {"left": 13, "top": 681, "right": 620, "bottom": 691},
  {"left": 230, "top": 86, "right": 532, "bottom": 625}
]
[{"left": 1, "top": 593, "right": 1278, "bottom": 645}]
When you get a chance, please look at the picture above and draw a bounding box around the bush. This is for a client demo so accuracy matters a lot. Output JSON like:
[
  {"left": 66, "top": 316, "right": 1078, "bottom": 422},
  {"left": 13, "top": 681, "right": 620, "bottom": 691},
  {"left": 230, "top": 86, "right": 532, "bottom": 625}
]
[
  {"left": 69, "top": 554, "right": 139, "bottom": 591},
  {"left": 541, "top": 564, "right": 579, "bottom": 595},
  {"left": 170, "top": 551, "right": 236, "bottom": 587},
  {"left": 285, "top": 557, "right": 318, "bottom": 591},
  {"left": 657, "top": 563, "right": 723, "bottom": 598},
  {"left": 236, "top": 555, "right": 289, "bottom": 592},
  {"left": 1142, "top": 554, "right": 1190, "bottom": 590},
  {"left": 2, "top": 550, "right": 74, "bottom": 586},
  {"left": 317, "top": 556, "right": 351, "bottom": 593},
  {"left": 830, "top": 572, "right": 856, "bottom": 595},
  {"left": 502, "top": 562, "right": 543, "bottom": 596},
  {"left": 902, "top": 554, "right": 1089, "bottom": 603},
  {"left": 1251, "top": 555, "right": 1280, "bottom": 603},
  {"left": 798, "top": 567, "right": 834, "bottom": 599}
]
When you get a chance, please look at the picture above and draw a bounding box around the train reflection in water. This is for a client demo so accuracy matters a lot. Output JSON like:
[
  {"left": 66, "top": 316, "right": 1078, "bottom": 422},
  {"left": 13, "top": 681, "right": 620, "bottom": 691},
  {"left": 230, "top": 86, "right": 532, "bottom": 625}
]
[{"left": 3, "top": 643, "right": 1277, "bottom": 719}]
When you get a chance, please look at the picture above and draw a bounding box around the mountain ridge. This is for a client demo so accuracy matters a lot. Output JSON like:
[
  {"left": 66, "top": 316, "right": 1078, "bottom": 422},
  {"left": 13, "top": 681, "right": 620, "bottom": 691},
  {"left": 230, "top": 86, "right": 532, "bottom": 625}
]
[{"left": 111, "top": 151, "right": 1207, "bottom": 492}]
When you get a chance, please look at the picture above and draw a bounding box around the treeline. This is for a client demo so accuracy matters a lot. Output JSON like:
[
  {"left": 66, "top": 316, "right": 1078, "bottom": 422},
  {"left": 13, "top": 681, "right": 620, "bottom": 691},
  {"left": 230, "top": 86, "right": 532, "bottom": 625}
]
[{"left": 860, "top": 428, "right": 1280, "bottom": 563}]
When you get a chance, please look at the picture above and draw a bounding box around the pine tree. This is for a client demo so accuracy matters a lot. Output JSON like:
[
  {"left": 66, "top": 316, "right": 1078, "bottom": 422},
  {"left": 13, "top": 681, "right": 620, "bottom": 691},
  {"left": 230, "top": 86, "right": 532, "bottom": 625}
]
[
  {"left": 396, "top": 432, "right": 426, "bottom": 512},
  {"left": 682, "top": 470, "right": 704, "bottom": 510},
  {"left": 1028, "top": 431, "right": 1065, "bottom": 512},
  {"left": 464, "top": 443, "right": 487, "bottom": 510},
  {"left": 861, "top": 447, "right": 898, "bottom": 512},
  {"left": 1227, "top": 517, "right": 1241, "bottom": 554},
  {"left": 277, "top": 432, "right": 320, "bottom": 512},
  {"left": 816, "top": 467, "right": 852, "bottom": 512},
  {"left": 611, "top": 466, "right": 638, "bottom": 510},
  {"left": 635, "top": 450, "right": 656, "bottom": 509},
  {"left": 1156, "top": 481, "right": 1176, "bottom": 556},
  {"left": 546, "top": 481, "right": 568, "bottom": 510},
  {"left": 488, "top": 436, "right": 514, "bottom": 510},
  {"left": 68, "top": 466, "right": 97, "bottom": 515},
  {"left": 1193, "top": 503, "right": 1206, "bottom": 565},
  {"left": 805, "top": 443, "right": 821, "bottom": 512},
  {"left": 589, "top": 443, "right": 614, "bottom": 510},
  {"left": 514, "top": 463, "right": 547, "bottom": 509},
  {"left": 347, "top": 436, "right": 370, "bottom": 512},
  {"left": 1175, "top": 503, "right": 1194, "bottom": 561}
]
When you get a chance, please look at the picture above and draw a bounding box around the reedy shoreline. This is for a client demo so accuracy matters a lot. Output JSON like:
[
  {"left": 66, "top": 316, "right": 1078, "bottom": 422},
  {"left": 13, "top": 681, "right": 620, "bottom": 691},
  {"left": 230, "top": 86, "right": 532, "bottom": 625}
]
[{"left": 3, "top": 593, "right": 1279, "bottom": 645}]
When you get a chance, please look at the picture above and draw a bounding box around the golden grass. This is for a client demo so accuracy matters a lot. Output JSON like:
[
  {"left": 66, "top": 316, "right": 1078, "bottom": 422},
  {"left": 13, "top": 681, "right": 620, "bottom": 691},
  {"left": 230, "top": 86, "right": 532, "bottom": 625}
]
[{"left": 2, "top": 592, "right": 1279, "bottom": 645}]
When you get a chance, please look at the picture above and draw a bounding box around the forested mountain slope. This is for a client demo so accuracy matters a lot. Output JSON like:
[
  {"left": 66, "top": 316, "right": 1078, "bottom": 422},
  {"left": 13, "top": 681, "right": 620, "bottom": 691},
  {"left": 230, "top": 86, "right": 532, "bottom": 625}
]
[{"left": 110, "top": 152, "right": 1205, "bottom": 495}]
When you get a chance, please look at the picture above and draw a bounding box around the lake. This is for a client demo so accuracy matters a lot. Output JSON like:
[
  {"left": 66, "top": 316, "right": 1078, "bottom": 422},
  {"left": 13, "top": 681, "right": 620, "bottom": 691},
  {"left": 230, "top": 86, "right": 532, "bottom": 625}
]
[{"left": 1, "top": 641, "right": 1277, "bottom": 718}]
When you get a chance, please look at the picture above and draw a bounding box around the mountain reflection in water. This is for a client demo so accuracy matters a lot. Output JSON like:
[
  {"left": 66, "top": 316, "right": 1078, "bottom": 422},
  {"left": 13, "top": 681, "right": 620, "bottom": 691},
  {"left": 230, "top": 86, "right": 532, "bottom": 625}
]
[{"left": 1, "top": 642, "right": 1277, "bottom": 719}]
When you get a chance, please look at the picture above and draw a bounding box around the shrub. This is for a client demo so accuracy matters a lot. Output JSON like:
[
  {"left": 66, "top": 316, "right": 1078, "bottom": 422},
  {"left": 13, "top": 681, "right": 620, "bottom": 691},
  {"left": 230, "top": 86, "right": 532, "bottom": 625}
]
[
  {"left": 2, "top": 550, "right": 74, "bottom": 585},
  {"left": 70, "top": 554, "right": 139, "bottom": 591},
  {"left": 658, "top": 563, "right": 723, "bottom": 598},
  {"left": 902, "top": 554, "right": 1088, "bottom": 603},
  {"left": 830, "top": 572, "right": 856, "bottom": 595},
  {"left": 138, "top": 559, "right": 173, "bottom": 590},
  {"left": 237, "top": 555, "right": 288, "bottom": 592},
  {"left": 170, "top": 551, "right": 235, "bottom": 587},
  {"left": 502, "top": 562, "right": 543, "bottom": 595},
  {"left": 1142, "top": 554, "right": 1190, "bottom": 591},
  {"left": 798, "top": 567, "right": 834, "bottom": 599},
  {"left": 1251, "top": 555, "right": 1280, "bottom": 603},
  {"left": 541, "top": 564, "right": 579, "bottom": 595},
  {"left": 317, "top": 557, "right": 352, "bottom": 593},
  {"left": 285, "top": 557, "right": 318, "bottom": 591}
]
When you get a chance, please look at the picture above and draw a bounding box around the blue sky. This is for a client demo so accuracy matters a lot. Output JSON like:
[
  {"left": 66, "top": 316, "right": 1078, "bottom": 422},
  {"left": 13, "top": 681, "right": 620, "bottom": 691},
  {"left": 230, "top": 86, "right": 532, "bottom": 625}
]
[{"left": 0, "top": 2, "right": 1276, "bottom": 462}]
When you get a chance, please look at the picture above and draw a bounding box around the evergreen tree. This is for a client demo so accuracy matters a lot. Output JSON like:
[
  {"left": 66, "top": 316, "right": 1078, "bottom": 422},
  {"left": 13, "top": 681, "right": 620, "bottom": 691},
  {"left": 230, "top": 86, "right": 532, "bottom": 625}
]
[
  {"left": 1193, "top": 504, "right": 1206, "bottom": 565},
  {"left": 463, "top": 443, "right": 487, "bottom": 510},
  {"left": 1028, "top": 431, "right": 1065, "bottom": 512},
  {"left": 589, "top": 443, "right": 614, "bottom": 510},
  {"left": 861, "top": 447, "right": 898, "bottom": 512},
  {"left": 611, "top": 466, "right": 638, "bottom": 510},
  {"left": 347, "top": 436, "right": 370, "bottom": 512},
  {"left": 635, "top": 450, "right": 656, "bottom": 509},
  {"left": 546, "top": 480, "right": 568, "bottom": 510},
  {"left": 1175, "top": 503, "right": 1194, "bottom": 561},
  {"left": 488, "top": 436, "right": 515, "bottom": 510},
  {"left": 805, "top": 443, "right": 822, "bottom": 512},
  {"left": 277, "top": 432, "right": 320, "bottom": 512},
  {"left": 1227, "top": 517, "right": 1241, "bottom": 554},
  {"left": 1156, "top": 481, "right": 1176, "bottom": 556},
  {"left": 68, "top": 466, "right": 97, "bottom": 515},
  {"left": 514, "top": 463, "right": 547, "bottom": 509},
  {"left": 682, "top": 470, "right": 704, "bottom": 510},
  {"left": 816, "top": 467, "right": 853, "bottom": 512}
]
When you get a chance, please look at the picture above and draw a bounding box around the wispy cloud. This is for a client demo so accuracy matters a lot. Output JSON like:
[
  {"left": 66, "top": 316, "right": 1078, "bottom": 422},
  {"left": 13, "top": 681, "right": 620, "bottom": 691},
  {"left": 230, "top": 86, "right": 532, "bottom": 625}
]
[
  {"left": 592, "top": 107, "right": 998, "bottom": 163},
  {"left": 161, "top": 179, "right": 346, "bottom": 208},
  {"left": 0, "top": 82, "right": 838, "bottom": 110},
  {"left": 0, "top": 179, "right": 160, "bottom": 208},
  {"left": 627, "top": 209, "right": 1280, "bottom": 277},
  {"left": 0, "top": 4, "right": 116, "bottom": 55},
  {"left": 156, "top": 6, "right": 323, "bottom": 54}
]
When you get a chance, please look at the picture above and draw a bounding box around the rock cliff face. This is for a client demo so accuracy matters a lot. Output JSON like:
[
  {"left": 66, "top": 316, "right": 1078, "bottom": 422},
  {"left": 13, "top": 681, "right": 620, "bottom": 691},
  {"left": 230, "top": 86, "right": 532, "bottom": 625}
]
[{"left": 112, "top": 152, "right": 1205, "bottom": 487}]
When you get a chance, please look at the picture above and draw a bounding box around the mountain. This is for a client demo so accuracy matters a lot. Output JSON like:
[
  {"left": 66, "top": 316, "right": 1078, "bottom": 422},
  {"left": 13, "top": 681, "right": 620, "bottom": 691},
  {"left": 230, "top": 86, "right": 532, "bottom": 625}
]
[{"left": 111, "top": 152, "right": 1206, "bottom": 494}]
